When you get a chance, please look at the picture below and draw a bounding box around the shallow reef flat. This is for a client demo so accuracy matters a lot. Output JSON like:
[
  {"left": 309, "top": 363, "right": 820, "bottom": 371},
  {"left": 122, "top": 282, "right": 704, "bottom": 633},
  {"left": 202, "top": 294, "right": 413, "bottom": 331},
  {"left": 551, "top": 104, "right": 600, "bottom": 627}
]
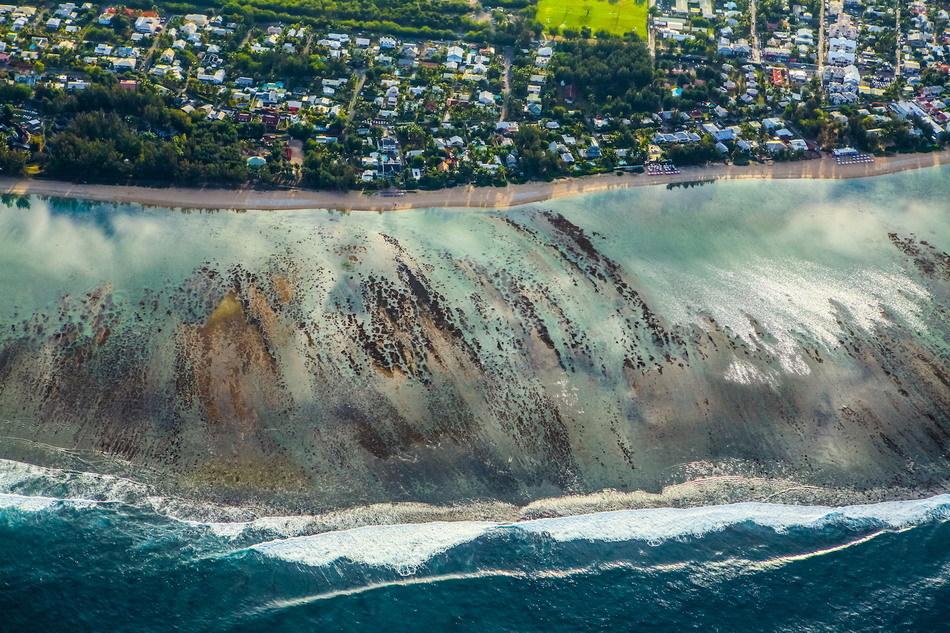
[{"left": 0, "top": 168, "right": 947, "bottom": 513}]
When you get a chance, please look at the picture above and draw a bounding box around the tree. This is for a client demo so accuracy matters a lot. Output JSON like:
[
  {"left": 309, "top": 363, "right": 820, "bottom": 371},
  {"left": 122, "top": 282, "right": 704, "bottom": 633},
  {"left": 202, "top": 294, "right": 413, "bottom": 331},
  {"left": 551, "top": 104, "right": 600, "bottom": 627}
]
[
  {"left": 0, "top": 146, "right": 29, "bottom": 176},
  {"left": 550, "top": 38, "right": 655, "bottom": 116},
  {"left": 303, "top": 147, "right": 357, "bottom": 190},
  {"left": 0, "top": 83, "right": 33, "bottom": 103},
  {"left": 666, "top": 138, "right": 718, "bottom": 165}
]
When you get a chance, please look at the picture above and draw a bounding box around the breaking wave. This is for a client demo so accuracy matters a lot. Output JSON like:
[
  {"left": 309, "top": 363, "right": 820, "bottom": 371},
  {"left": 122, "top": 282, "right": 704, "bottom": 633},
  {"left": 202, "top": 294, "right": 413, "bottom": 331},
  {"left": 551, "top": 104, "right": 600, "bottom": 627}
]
[
  {"left": 248, "top": 496, "right": 950, "bottom": 572},
  {"left": 3, "top": 457, "right": 950, "bottom": 632},
  {"left": 4, "top": 458, "right": 948, "bottom": 574}
]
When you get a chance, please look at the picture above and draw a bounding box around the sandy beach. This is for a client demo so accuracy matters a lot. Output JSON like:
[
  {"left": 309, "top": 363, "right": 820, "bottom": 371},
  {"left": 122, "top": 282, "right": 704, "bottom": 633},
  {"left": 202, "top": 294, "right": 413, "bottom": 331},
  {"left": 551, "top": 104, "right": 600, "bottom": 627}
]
[{"left": 1, "top": 150, "right": 948, "bottom": 211}]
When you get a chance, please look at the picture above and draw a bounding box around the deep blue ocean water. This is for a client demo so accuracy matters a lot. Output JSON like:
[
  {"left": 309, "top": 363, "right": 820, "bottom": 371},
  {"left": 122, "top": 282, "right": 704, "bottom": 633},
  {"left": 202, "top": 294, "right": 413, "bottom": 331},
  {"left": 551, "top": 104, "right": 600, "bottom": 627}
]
[{"left": 2, "top": 482, "right": 949, "bottom": 632}]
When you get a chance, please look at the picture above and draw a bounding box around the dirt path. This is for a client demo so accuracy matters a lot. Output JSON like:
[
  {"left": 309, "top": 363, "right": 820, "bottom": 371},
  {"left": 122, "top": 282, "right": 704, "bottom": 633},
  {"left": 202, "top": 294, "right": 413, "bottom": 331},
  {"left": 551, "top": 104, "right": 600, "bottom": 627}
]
[{"left": 345, "top": 70, "right": 367, "bottom": 124}]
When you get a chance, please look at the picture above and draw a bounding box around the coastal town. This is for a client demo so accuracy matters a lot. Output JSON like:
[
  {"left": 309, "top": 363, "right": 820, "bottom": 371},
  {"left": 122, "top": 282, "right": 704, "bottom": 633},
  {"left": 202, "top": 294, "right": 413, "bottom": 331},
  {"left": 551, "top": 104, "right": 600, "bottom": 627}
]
[{"left": 0, "top": 0, "right": 947, "bottom": 191}]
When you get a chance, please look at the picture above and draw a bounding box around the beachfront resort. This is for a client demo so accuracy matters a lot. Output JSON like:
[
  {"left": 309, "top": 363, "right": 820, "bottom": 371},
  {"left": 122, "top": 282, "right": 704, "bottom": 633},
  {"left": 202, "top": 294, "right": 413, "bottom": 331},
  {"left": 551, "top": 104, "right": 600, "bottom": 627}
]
[{"left": 0, "top": 0, "right": 947, "bottom": 190}]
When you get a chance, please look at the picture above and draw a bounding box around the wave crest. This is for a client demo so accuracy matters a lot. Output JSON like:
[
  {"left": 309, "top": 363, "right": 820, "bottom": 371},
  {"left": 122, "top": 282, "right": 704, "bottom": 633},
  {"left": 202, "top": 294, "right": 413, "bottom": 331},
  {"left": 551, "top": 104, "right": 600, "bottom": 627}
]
[
  {"left": 3, "top": 458, "right": 948, "bottom": 572},
  {"left": 251, "top": 521, "right": 497, "bottom": 575}
]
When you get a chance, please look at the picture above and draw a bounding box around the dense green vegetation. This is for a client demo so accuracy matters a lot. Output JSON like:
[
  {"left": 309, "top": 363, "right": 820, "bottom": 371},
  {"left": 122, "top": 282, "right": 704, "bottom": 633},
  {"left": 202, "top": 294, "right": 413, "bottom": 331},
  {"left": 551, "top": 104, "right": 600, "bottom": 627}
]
[
  {"left": 2, "top": 80, "right": 357, "bottom": 186},
  {"left": 4, "top": 83, "right": 253, "bottom": 183},
  {"left": 550, "top": 37, "right": 657, "bottom": 115},
  {"left": 46, "top": 111, "right": 250, "bottom": 184},
  {"left": 135, "top": 0, "right": 502, "bottom": 42},
  {"left": 0, "top": 145, "right": 29, "bottom": 176}
]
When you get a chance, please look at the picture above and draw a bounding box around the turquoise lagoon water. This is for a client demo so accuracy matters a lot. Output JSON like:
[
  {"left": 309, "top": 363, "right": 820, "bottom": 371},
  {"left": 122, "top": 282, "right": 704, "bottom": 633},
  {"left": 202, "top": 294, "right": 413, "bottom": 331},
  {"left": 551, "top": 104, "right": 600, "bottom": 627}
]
[{"left": 1, "top": 168, "right": 949, "bottom": 631}]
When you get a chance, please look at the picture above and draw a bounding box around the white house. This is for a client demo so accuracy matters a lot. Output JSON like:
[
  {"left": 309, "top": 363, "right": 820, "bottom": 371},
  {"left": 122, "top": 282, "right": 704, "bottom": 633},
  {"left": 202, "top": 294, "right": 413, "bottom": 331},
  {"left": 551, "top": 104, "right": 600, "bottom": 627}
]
[{"left": 196, "top": 67, "right": 225, "bottom": 84}]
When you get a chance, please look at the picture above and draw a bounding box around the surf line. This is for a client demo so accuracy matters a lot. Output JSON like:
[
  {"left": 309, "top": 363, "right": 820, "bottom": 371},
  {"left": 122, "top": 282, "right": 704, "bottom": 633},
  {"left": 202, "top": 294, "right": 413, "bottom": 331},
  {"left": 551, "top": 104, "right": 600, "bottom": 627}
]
[
  {"left": 247, "top": 563, "right": 636, "bottom": 613},
  {"left": 747, "top": 527, "right": 911, "bottom": 572}
]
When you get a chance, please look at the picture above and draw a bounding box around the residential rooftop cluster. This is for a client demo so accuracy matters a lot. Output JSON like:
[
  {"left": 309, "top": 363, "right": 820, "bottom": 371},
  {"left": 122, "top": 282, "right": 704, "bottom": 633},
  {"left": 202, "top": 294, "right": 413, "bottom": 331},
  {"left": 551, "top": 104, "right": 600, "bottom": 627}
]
[{"left": 0, "top": 1, "right": 947, "bottom": 189}]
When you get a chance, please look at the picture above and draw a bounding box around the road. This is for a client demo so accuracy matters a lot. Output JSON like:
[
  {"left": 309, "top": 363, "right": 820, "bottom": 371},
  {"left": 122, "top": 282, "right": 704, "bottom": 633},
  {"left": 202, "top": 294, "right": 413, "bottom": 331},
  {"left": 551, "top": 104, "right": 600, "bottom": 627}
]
[
  {"left": 817, "top": 0, "right": 825, "bottom": 84},
  {"left": 895, "top": 0, "right": 902, "bottom": 78},
  {"left": 141, "top": 16, "right": 175, "bottom": 71},
  {"left": 647, "top": 0, "right": 656, "bottom": 56},
  {"left": 498, "top": 46, "right": 513, "bottom": 122},
  {"left": 748, "top": 0, "right": 762, "bottom": 63}
]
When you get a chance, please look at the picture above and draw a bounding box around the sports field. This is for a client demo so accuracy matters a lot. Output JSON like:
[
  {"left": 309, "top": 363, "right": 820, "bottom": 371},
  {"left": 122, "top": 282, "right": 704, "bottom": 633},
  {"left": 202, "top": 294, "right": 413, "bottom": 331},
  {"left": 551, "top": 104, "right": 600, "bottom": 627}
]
[{"left": 535, "top": 0, "right": 649, "bottom": 38}]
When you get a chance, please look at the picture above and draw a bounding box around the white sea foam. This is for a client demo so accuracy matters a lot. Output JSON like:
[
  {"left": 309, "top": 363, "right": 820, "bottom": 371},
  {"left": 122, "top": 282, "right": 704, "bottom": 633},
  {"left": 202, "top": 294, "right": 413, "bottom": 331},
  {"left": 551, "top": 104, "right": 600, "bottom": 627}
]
[
  {"left": 0, "top": 458, "right": 149, "bottom": 505},
  {"left": 0, "top": 492, "right": 59, "bottom": 512},
  {"left": 0, "top": 458, "right": 262, "bottom": 524},
  {"left": 250, "top": 495, "right": 950, "bottom": 572},
  {"left": 514, "top": 496, "right": 950, "bottom": 544},
  {"left": 252, "top": 521, "right": 498, "bottom": 574},
  {"left": 3, "top": 458, "right": 948, "bottom": 572},
  {"left": 0, "top": 491, "right": 99, "bottom": 512},
  {"left": 185, "top": 515, "right": 318, "bottom": 539}
]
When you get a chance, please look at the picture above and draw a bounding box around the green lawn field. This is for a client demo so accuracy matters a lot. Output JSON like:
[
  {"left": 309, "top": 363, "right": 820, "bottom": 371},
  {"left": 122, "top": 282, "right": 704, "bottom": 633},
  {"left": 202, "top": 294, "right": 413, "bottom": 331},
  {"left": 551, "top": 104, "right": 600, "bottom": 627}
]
[{"left": 535, "top": 0, "right": 649, "bottom": 38}]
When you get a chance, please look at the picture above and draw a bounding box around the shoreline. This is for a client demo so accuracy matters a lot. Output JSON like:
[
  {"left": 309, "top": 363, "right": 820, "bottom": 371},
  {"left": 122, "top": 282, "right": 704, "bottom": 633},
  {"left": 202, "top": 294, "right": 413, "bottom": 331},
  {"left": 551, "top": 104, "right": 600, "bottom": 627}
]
[
  {"left": 1, "top": 150, "right": 948, "bottom": 211},
  {"left": 3, "top": 447, "right": 946, "bottom": 525}
]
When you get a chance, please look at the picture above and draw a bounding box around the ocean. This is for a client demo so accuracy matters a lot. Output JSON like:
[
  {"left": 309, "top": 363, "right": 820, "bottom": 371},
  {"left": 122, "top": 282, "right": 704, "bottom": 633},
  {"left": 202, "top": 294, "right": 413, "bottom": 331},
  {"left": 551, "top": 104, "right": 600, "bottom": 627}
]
[
  {"left": 1, "top": 458, "right": 949, "bottom": 632},
  {"left": 1, "top": 167, "right": 949, "bottom": 631}
]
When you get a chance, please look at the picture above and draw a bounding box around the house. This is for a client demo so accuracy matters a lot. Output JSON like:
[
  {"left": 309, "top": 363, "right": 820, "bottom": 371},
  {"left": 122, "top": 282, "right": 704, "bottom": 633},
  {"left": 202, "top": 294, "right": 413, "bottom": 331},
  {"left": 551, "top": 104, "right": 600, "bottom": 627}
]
[
  {"left": 112, "top": 58, "right": 137, "bottom": 72},
  {"left": 832, "top": 146, "right": 858, "bottom": 157},
  {"left": 478, "top": 90, "right": 495, "bottom": 106},
  {"left": 789, "top": 138, "right": 808, "bottom": 152},
  {"left": 496, "top": 121, "right": 519, "bottom": 135},
  {"left": 446, "top": 46, "right": 464, "bottom": 64},
  {"left": 134, "top": 16, "right": 160, "bottom": 34},
  {"left": 380, "top": 135, "right": 399, "bottom": 152},
  {"left": 197, "top": 68, "right": 225, "bottom": 84}
]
